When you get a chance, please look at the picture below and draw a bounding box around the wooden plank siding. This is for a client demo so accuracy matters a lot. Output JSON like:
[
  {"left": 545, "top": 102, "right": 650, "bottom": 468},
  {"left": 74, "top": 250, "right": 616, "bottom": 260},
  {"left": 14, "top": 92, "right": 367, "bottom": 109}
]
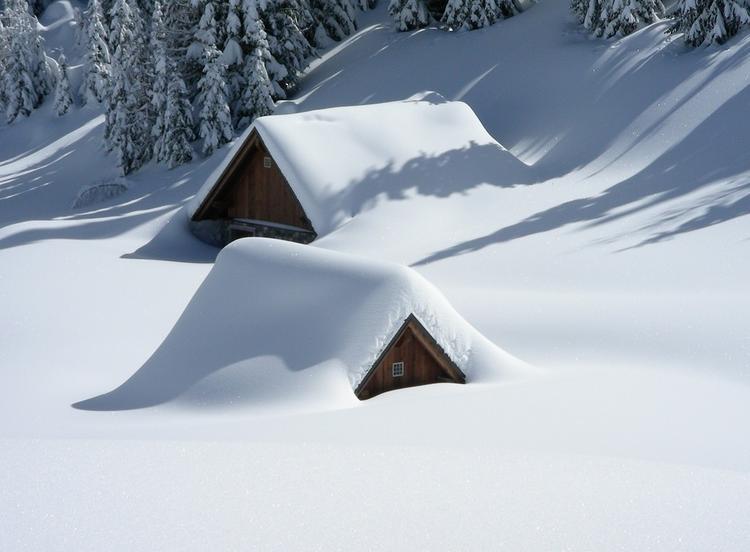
[
  {"left": 356, "top": 315, "right": 466, "bottom": 400},
  {"left": 192, "top": 130, "right": 315, "bottom": 234}
]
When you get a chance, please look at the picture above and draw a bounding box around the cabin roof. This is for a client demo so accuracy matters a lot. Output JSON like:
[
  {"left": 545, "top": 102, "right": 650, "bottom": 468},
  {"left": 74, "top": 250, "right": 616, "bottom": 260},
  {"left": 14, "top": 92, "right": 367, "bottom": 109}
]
[{"left": 188, "top": 93, "right": 528, "bottom": 237}]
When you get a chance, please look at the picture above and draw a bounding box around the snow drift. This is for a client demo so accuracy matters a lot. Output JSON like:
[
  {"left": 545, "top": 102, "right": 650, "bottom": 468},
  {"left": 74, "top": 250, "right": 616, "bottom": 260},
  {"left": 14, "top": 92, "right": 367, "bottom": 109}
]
[
  {"left": 189, "top": 94, "right": 530, "bottom": 237},
  {"left": 75, "top": 238, "right": 525, "bottom": 411}
]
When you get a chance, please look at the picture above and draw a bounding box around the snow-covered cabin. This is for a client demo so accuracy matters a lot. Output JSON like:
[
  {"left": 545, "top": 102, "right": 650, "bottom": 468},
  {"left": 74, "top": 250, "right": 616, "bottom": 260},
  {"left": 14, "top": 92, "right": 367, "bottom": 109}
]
[
  {"left": 75, "top": 239, "right": 524, "bottom": 410},
  {"left": 356, "top": 313, "right": 466, "bottom": 400},
  {"left": 188, "top": 94, "right": 527, "bottom": 246}
]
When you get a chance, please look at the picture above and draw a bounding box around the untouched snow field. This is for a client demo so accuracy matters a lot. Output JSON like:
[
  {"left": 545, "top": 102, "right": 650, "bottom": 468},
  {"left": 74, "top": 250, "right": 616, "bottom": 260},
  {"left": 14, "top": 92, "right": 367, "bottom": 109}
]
[{"left": 1, "top": 1, "right": 750, "bottom": 550}]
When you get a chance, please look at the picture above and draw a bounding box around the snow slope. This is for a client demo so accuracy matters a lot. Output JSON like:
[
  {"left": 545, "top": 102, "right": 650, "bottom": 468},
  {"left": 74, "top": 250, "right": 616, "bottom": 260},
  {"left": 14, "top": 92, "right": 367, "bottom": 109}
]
[{"left": 1, "top": 1, "right": 750, "bottom": 550}]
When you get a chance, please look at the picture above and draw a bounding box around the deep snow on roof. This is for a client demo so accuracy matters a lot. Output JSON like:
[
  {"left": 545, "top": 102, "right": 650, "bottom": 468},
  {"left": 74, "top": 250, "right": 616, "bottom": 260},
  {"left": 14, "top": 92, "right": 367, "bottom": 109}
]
[
  {"left": 189, "top": 94, "right": 529, "bottom": 236},
  {"left": 76, "top": 239, "right": 525, "bottom": 411}
]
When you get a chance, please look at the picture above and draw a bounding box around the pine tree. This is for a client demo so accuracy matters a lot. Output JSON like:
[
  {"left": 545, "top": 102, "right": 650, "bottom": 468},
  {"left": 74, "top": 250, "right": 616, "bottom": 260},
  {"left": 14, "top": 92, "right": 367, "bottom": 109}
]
[
  {"left": 151, "top": 0, "right": 169, "bottom": 161},
  {"left": 597, "top": 0, "right": 664, "bottom": 37},
  {"left": 54, "top": 54, "right": 73, "bottom": 116},
  {"left": 225, "top": 0, "right": 276, "bottom": 126},
  {"left": 582, "top": 0, "right": 604, "bottom": 35},
  {"left": 80, "top": 0, "right": 112, "bottom": 105},
  {"left": 162, "top": 59, "right": 195, "bottom": 168},
  {"left": 442, "top": 0, "right": 515, "bottom": 30},
  {"left": 671, "top": 0, "right": 750, "bottom": 46},
  {"left": 442, "top": 0, "right": 470, "bottom": 28},
  {"left": 0, "top": 17, "right": 8, "bottom": 114},
  {"left": 107, "top": 0, "right": 152, "bottom": 173},
  {"left": 259, "top": 0, "right": 316, "bottom": 95},
  {"left": 222, "top": 0, "right": 246, "bottom": 116},
  {"left": 239, "top": 48, "right": 275, "bottom": 127},
  {"left": 571, "top": 0, "right": 590, "bottom": 23},
  {"left": 310, "top": 0, "right": 357, "bottom": 42},
  {"left": 196, "top": 2, "right": 234, "bottom": 155},
  {"left": 388, "top": 0, "right": 431, "bottom": 31},
  {"left": 242, "top": 0, "right": 288, "bottom": 99},
  {"left": 28, "top": 13, "right": 54, "bottom": 99},
  {"left": 163, "top": 0, "right": 200, "bottom": 86},
  {"left": 2, "top": 0, "right": 53, "bottom": 122}
]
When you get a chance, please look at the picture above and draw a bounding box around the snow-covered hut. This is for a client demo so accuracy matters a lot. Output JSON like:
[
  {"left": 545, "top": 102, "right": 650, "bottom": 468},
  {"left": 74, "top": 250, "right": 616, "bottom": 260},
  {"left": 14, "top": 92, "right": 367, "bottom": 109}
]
[
  {"left": 188, "top": 94, "right": 527, "bottom": 246},
  {"left": 75, "top": 239, "right": 525, "bottom": 410},
  {"left": 356, "top": 313, "right": 466, "bottom": 400}
]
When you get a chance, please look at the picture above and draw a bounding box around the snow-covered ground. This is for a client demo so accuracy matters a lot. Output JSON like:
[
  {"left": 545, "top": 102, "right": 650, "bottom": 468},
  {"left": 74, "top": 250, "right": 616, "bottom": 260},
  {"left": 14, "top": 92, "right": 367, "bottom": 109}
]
[{"left": 1, "top": 1, "right": 749, "bottom": 550}]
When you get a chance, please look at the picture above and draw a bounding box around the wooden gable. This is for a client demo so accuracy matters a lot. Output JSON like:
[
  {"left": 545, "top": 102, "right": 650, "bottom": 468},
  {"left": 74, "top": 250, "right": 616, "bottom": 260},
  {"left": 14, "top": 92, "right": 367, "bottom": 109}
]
[
  {"left": 192, "top": 129, "right": 315, "bottom": 235},
  {"left": 355, "top": 314, "right": 466, "bottom": 400}
]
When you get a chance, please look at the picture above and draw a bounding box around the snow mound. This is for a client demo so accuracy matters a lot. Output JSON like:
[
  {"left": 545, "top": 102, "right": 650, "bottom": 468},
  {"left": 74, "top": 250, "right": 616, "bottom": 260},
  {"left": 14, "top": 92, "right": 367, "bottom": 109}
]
[
  {"left": 75, "top": 239, "right": 525, "bottom": 411},
  {"left": 189, "top": 96, "right": 529, "bottom": 237},
  {"left": 73, "top": 181, "right": 128, "bottom": 208}
]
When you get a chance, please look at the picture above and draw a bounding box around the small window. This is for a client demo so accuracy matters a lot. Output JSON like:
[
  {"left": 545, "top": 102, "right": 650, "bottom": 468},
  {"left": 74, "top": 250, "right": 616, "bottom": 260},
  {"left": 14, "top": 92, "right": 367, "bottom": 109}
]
[
  {"left": 263, "top": 156, "right": 272, "bottom": 168},
  {"left": 392, "top": 362, "right": 404, "bottom": 377}
]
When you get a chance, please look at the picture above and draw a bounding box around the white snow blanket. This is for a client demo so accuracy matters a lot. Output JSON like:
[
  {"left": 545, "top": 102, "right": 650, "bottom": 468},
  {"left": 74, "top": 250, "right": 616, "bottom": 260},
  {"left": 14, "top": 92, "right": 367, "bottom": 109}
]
[
  {"left": 76, "top": 238, "right": 524, "bottom": 410},
  {"left": 189, "top": 94, "right": 529, "bottom": 236}
]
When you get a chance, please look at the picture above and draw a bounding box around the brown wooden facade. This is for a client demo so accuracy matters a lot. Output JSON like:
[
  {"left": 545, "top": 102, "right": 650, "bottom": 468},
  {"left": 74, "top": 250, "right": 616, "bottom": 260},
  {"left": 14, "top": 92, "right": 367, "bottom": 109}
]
[
  {"left": 192, "top": 129, "right": 316, "bottom": 244},
  {"left": 356, "top": 314, "right": 466, "bottom": 400}
]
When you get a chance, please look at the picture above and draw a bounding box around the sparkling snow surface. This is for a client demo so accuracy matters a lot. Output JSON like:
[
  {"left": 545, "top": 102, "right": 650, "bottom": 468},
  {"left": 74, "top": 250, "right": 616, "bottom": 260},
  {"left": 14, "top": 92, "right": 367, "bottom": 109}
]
[{"left": 1, "top": 1, "right": 750, "bottom": 550}]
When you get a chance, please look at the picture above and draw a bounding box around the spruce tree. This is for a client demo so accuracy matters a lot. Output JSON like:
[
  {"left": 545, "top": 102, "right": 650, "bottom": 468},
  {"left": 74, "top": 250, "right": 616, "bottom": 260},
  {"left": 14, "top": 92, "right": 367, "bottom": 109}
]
[
  {"left": 229, "top": 0, "right": 276, "bottom": 126},
  {"left": 151, "top": 0, "right": 169, "bottom": 161},
  {"left": 196, "top": 2, "right": 234, "bottom": 155},
  {"left": 583, "top": 0, "right": 604, "bottom": 35},
  {"left": 223, "top": 0, "right": 246, "bottom": 117},
  {"left": 54, "top": 54, "right": 73, "bottom": 116},
  {"left": 2, "top": 0, "right": 53, "bottom": 122},
  {"left": 443, "top": 0, "right": 515, "bottom": 30},
  {"left": 242, "top": 0, "right": 288, "bottom": 99},
  {"left": 259, "top": 0, "right": 316, "bottom": 95},
  {"left": 571, "top": 0, "right": 590, "bottom": 23},
  {"left": 239, "top": 48, "right": 275, "bottom": 127},
  {"left": 107, "top": 0, "right": 152, "bottom": 173},
  {"left": 310, "top": 0, "right": 357, "bottom": 42},
  {"left": 671, "top": 0, "right": 750, "bottom": 46},
  {"left": 163, "top": 0, "right": 200, "bottom": 87},
  {"left": 388, "top": 0, "right": 431, "bottom": 31},
  {"left": 597, "top": 0, "right": 663, "bottom": 37},
  {"left": 80, "top": 0, "right": 112, "bottom": 105},
  {"left": 162, "top": 59, "right": 195, "bottom": 168},
  {"left": 0, "top": 18, "right": 8, "bottom": 114}
]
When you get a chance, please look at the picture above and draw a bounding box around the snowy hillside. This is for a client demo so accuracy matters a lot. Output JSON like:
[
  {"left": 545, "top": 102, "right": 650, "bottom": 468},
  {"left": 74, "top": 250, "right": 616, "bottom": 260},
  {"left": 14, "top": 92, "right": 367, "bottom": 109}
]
[{"left": 1, "top": 0, "right": 750, "bottom": 550}]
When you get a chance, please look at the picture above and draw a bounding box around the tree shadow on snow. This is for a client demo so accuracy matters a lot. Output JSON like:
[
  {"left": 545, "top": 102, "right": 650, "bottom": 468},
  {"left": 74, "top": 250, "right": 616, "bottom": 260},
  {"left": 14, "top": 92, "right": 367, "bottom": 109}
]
[
  {"left": 330, "top": 141, "right": 535, "bottom": 220},
  {"left": 414, "top": 40, "right": 750, "bottom": 265},
  {"left": 0, "top": 111, "right": 224, "bottom": 261}
]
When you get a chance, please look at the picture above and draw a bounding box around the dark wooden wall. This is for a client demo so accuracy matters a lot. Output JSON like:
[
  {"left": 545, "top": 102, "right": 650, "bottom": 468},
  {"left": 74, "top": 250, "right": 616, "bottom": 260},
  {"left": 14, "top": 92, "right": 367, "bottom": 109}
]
[
  {"left": 196, "top": 132, "right": 314, "bottom": 234},
  {"left": 225, "top": 141, "right": 313, "bottom": 231},
  {"left": 357, "top": 321, "right": 463, "bottom": 400}
]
